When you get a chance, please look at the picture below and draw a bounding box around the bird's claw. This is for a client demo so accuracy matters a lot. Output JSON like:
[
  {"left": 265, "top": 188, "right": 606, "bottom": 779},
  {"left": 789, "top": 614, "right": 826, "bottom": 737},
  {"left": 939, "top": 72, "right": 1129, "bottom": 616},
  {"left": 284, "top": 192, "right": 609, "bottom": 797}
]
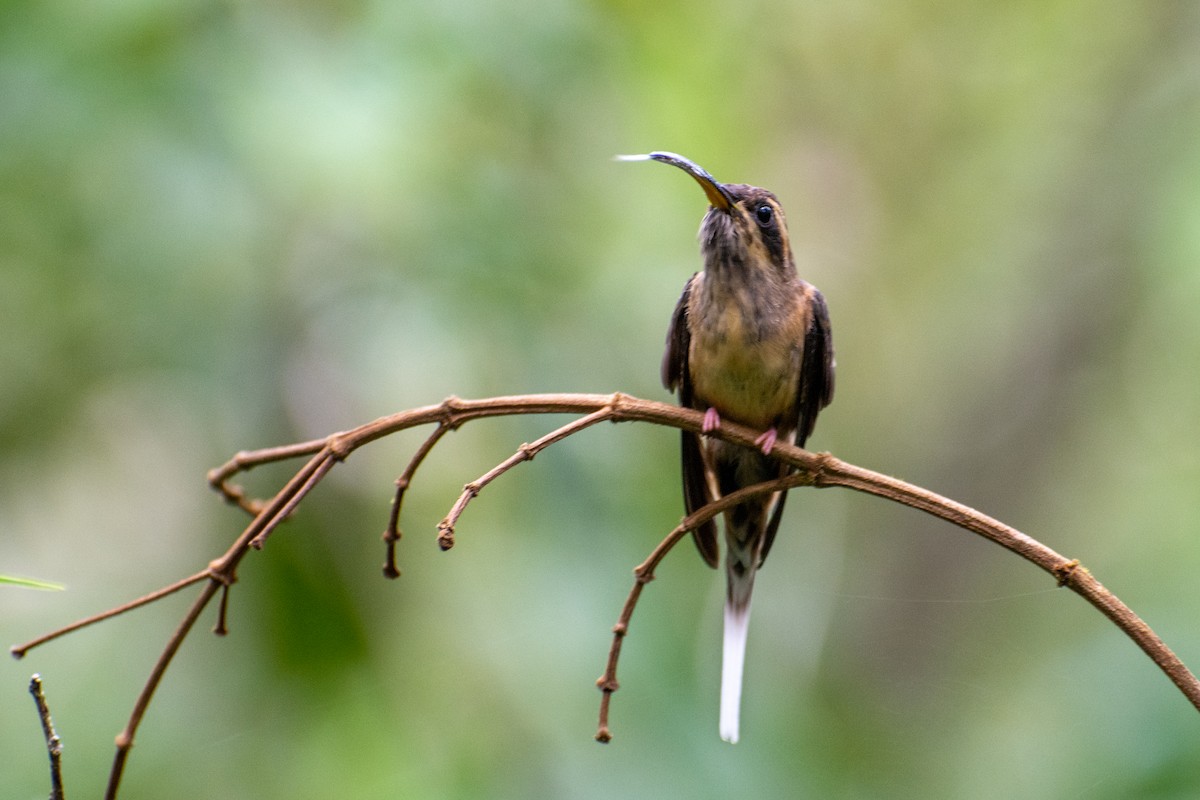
[
  {"left": 702, "top": 407, "right": 721, "bottom": 434},
  {"left": 754, "top": 428, "right": 778, "bottom": 455}
]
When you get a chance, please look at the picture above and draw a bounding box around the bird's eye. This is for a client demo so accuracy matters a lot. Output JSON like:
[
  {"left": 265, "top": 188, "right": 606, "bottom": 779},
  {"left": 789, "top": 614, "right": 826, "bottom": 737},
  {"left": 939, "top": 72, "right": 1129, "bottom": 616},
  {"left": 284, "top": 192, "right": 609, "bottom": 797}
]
[{"left": 755, "top": 203, "right": 774, "bottom": 226}]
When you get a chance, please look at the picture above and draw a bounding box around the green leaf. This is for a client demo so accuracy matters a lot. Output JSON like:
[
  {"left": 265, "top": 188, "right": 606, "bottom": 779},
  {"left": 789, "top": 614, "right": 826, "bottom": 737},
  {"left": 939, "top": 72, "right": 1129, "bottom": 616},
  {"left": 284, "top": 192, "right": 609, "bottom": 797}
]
[{"left": 0, "top": 575, "right": 65, "bottom": 591}]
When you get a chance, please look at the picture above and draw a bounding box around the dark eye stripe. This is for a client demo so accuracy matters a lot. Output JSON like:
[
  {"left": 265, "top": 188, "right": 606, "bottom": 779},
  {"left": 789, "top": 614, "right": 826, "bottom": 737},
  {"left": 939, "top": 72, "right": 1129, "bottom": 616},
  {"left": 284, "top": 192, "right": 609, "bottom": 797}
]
[
  {"left": 760, "top": 225, "right": 784, "bottom": 266},
  {"left": 746, "top": 199, "right": 785, "bottom": 266}
]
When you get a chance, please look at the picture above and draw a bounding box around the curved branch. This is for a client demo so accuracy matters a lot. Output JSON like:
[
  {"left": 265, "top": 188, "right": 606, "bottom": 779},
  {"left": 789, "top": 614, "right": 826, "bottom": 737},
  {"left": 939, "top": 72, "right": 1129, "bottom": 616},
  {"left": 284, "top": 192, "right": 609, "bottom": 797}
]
[
  {"left": 810, "top": 456, "right": 1200, "bottom": 710},
  {"left": 10, "top": 392, "right": 1199, "bottom": 797}
]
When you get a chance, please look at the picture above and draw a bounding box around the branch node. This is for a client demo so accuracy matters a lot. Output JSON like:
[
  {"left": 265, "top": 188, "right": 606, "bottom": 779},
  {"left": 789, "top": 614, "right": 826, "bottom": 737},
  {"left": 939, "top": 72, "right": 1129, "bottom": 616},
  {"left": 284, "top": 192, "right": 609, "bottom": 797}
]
[
  {"left": 436, "top": 522, "right": 456, "bottom": 551},
  {"left": 810, "top": 451, "right": 836, "bottom": 487},
  {"left": 596, "top": 675, "right": 619, "bottom": 692},
  {"left": 205, "top": 562, "right": 236, "bottom": 587},
  {"left": 1054, "top": 558, "right": 1083, "bottom": 587},
  {"left": 595, "top": 726, "right": 612, "bottom": 743},
  {"left": 327, "top": 435, "right": 353, "bottom": 462},
  {"left": 382, "top": 551, "right": 402, "bottom": 580},
  {"left": 440, "top": 395, "right": 467, "bottom": 429}
]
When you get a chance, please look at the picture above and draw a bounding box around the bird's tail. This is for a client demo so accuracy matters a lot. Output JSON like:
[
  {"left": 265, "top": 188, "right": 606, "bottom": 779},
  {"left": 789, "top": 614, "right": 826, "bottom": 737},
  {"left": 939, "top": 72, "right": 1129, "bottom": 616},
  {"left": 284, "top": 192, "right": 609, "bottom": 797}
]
[
  {"left": 715, "top": 445, "right": 784, "bottom": 744},
  {"left": 720, "top": 539, "right": 758, "bottom": 744},
  {"left": 720, "top": 590, "right": 753, "bottom": 743}
]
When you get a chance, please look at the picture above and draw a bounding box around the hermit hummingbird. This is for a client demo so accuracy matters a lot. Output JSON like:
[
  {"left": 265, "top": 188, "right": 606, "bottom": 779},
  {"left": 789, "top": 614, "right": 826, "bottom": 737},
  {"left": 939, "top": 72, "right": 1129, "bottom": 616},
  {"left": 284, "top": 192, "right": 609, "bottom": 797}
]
[{"left": 620, "top": 151, "right": 835, "bottom": 743}]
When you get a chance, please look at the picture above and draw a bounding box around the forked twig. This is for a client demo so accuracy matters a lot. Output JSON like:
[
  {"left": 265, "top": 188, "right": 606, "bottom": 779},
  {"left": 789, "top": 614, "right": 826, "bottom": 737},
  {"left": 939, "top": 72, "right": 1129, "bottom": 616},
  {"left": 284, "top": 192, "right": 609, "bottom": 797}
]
[
  {"left": 10, "top": 392, "right": 1200, "bottom": 798},
  {"left": 206, "top": 438, "right": 329, "bottom": 514}
]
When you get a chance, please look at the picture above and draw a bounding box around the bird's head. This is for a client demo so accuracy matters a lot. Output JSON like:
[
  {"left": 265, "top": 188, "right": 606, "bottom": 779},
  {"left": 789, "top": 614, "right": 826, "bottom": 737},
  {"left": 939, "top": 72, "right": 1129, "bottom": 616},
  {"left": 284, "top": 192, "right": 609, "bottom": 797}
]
[{"left": 618, "top": 151, "right": 795, "bottom": 280}]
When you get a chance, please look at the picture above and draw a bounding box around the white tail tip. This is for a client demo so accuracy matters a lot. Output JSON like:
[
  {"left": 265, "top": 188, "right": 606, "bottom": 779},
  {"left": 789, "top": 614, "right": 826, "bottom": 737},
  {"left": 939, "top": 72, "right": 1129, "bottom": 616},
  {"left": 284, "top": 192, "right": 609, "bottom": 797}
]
[
  {"left": 614, "top": 153, "right": 653, "bottom": 161},
  {"left": 720, "top": 602, "right": 751, "bottom": 744}
]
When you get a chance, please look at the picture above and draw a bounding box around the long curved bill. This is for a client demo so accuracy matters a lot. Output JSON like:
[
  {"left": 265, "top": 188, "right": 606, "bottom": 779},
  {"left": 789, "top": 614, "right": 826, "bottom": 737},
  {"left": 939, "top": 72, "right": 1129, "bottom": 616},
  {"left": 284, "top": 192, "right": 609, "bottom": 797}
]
[{"left": 616, "top": 151, "right": 734, "bottom": 211}]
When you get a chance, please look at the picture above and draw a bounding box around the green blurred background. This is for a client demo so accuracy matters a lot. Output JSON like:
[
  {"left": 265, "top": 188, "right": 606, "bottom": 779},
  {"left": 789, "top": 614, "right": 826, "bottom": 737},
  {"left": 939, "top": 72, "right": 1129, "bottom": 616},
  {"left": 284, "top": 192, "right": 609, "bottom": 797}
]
[{"left": 3, "top": 1, "right": 1200, "bottom": 797}]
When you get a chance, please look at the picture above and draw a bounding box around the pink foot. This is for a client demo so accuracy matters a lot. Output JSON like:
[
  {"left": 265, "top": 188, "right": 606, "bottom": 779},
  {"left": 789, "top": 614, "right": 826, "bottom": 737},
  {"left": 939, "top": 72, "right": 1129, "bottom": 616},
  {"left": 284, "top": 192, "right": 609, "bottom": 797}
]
[
  {"left": 702, "top": 407, "right": 721, "bottom": 434},
  {"left": 754, "top": 427, "right": 778, "bottom": 455}
]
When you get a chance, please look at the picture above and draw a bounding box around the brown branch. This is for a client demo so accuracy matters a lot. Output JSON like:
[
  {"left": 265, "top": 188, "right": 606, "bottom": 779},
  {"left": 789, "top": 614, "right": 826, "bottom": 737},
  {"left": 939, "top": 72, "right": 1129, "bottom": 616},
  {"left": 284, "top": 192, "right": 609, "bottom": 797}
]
[
  {"left": 383, "top": 424, "right": 452, "bottom": 578},
  {"left": 247, "top": 453, "right": 338, "bottom": 550},
  {"left": 9, "top": 571, "right": 211, "bottom": 658},
  {"left": 9, "top": 392, "right": 1199, "bottom": 798},
  {"left": 437, "top": 406, "right": 617, "bottom": 550},
  {"left": 105, "top": 581, "right": 221, "bottom": 800},
  {"left": 29, "top": 674, "right": 65, "bottom": 800},
  {"left": 206, "top": 438, "right": 328, "bottom": 514},
  {"left": 809, "top": 457, "right": 1200, "bottom": 712}
]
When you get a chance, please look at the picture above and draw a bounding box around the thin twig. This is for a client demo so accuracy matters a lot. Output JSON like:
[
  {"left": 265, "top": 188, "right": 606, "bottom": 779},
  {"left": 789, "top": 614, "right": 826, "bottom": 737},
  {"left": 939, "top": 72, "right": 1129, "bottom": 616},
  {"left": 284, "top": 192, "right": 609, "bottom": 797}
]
[
  {"left": 106, "top": 581, "right": 221, "bottom": 800},
  {"left": 248, "top": 453, "right": 337, "bottom": 549},
  {"left": 10, "top": 571, "right": 210, "bottom": 658},
  {"left": 11, "top": 450, "right": 337, "bottom": 660},
  {"left": 206, "top": 439, "right": 329, "bottom": 514},
  {"left": 437, "top": 406, "right": 616, "bottom": 550},
  {"left": 30, "top": 674, "right": 65, "bottom": 800},
  {"left": 383, "top": 423, "right": 452, "bottom": 578}
]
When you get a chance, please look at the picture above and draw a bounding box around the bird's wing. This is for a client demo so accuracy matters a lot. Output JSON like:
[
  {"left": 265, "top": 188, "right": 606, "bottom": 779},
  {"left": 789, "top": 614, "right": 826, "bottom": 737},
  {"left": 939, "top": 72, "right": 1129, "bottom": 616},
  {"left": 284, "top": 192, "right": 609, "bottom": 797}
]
[
  {"left": 663, "top": 273, "right": 719, "bottom": 569},
  {"left": 661, "top": 272, "right": 695, "bottom": 395},
  {"left": 759, "top": 284, "right": 836, "bottom": 566},
  {"left": 795, "top": 285, "right": 835, "bottom": 448}
]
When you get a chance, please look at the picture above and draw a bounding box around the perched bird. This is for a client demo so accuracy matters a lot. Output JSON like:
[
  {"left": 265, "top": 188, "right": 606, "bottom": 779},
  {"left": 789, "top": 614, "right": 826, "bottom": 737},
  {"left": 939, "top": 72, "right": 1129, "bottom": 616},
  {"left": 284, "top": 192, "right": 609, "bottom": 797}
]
[{"left": 620, "top": 152, "right": 835, "bottom": 743}]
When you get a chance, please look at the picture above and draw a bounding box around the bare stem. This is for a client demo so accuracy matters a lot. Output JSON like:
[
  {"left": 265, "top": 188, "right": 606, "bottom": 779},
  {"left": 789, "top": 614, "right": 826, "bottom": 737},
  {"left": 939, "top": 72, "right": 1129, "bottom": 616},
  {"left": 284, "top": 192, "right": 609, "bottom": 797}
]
[
  {"left": 106, "top": 580, "right": 221, "bottom": 800},
  {"left": 11, "top": 571, "right": 210, "bottom": 658},
  {"left": 207, "top": 438, "right": 329, "bottom": 514},
  {"left": 29, "top": 674, "right": 65, "bottom": 800},
  {"left": 247, "top": 453, "right": 337, "bottom": 549},
  {"left": 437, "top": 406, "right": 616, "bottom": 549},
  {"left": 383, "top": 424, "right": 452, "bottom": 578}
]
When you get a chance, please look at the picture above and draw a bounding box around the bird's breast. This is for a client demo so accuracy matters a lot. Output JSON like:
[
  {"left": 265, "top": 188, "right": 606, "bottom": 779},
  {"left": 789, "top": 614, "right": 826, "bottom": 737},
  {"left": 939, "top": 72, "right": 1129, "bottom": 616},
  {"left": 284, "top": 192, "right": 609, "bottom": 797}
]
[{"left": 688, "top": 297, "right": 804, "bottom": 430}]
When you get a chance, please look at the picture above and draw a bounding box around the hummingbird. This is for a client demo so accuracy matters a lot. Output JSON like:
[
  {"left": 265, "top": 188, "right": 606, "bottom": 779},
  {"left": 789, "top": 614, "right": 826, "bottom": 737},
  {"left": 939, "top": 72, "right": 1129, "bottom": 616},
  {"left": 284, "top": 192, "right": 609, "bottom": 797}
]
[{"left": 620, "top": 151, "right": 835, "bottom": 743}]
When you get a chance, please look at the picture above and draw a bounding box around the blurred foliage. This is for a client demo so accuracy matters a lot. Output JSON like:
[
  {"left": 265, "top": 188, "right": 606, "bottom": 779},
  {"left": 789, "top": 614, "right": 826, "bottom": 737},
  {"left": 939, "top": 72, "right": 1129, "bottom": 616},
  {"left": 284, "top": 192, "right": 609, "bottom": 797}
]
[{"left": 3, "top": 0, "right": 1200, "bottom": 797}]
